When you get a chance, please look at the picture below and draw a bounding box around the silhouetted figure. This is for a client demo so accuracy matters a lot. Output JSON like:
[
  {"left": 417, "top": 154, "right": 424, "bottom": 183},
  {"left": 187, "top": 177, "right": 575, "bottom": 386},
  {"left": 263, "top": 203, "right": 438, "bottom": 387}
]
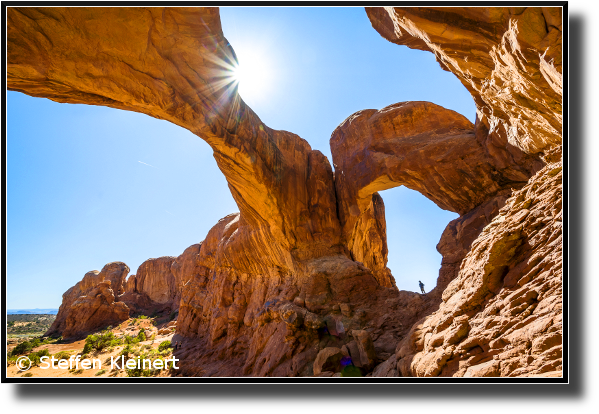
[{"left": 419, "top": 280, "right": 426, "bottom": 294}]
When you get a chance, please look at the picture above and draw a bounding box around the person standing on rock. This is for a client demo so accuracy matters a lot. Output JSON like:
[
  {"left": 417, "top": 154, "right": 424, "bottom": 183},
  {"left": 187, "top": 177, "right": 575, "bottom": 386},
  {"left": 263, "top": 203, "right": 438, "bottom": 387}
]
[{"left": 419, "top": 281, "right": 426, "bottom": 294}]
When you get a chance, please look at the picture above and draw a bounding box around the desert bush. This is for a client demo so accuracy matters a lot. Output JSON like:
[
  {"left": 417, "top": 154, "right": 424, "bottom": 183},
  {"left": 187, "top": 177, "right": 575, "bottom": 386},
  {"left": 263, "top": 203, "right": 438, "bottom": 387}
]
[
  {"left": 124, "top": 334, "right": 140, "bottom": 345},
  {"left": 169, "top": 311, "right": 178, "bottom": 321},
  {"left": 53, "top": 351, "right": 71, "bottom": 361},
  {"left": 137, "top": 328, "right": 146, "bottom": 342},
  {"left": 158, "top": 341, "right": 172, "bottom": 352},
  {"left": 95, "top": 369, "right": 106, "bottom": 376},
  {"left": 119, "top": 345, "right": 133, "bottom": 359},
  {"left": 28, "top": 348, "right": 51, "bottom": 366},
  {"left": 6, "top": 354, "right": 19, "bottom": 365},
  {"left": 11, "top": 340, "right": 32, "bottom": 356},
  {"left": 125, "top": 352, "right": 168, "bottom": 377},
  {"left": 83, "top": 330, "right": 122, "bottom": 353},
  {"left": 73, "top": 368, "right": 84, "bottom": 374},
  {"left": 22, "top": 372, "right": 33, "bottom": 377}
]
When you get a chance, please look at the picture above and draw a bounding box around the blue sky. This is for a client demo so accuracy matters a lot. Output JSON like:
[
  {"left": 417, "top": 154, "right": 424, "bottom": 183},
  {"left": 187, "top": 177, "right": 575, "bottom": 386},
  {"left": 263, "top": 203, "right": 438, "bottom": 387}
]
[{"left": 7, "top": 7, "right": 474, "bottom": 308}]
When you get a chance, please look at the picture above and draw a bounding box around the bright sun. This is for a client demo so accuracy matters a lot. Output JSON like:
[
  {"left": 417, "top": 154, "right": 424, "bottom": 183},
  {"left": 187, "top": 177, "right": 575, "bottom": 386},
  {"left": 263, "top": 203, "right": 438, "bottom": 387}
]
[{"left": 230, "top": 50, "right": 273, "bottom": 104}]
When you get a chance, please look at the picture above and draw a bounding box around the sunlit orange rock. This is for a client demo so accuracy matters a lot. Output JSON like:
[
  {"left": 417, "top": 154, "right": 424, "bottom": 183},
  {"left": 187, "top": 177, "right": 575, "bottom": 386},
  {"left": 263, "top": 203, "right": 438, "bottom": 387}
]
[
  {"left": 330, "top": 101, "right": 537, "bottom": 288},
  {"left": 12, "top": 6, "right": 561, "bottom": 376},
  {"left": 62, "top": 281, "right": 130, "bottom": 340},
  {"left": 366, "top": 7, "right": 562, "bottom": 377},
  {"left": 366, "top": 7, "right": 562, "bottom": 157},
  {"left": 46, "top": 262, "right": 130, "bottom": 338}
]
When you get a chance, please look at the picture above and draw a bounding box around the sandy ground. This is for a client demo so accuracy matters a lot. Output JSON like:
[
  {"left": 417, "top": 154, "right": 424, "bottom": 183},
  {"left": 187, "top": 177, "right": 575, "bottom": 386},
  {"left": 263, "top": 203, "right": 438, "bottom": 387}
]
[{"left": 6, "top": 317, "right": 176, "bottom": 378}]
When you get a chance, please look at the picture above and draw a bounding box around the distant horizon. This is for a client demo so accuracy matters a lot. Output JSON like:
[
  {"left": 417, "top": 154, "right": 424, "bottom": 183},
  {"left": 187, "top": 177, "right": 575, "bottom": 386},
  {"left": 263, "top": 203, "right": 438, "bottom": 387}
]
[{"left": 7, "top": 309, "right": 59, "bottom": 315}]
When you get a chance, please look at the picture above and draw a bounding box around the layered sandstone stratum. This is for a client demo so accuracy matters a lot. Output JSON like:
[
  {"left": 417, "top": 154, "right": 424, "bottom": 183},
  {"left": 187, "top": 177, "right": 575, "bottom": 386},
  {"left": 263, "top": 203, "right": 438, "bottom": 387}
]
[{"left": 8, "top": 6, "right": 562, "bottom": 377}]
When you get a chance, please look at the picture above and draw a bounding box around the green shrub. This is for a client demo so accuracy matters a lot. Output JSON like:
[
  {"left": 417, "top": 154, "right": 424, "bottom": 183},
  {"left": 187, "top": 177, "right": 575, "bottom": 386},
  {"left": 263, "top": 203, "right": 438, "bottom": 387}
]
[
  {"left": 6, "top": 354, "right": 18, "bottom": 365},
  {"left": 158, "top": 341, "right": 172, "bottom": 352},
  {"left": 22, "top": 372, "right": 33, "bottom": 377},
  {"left": 84, "top": 330, "right": 122, "bottom": 353},
  {"left": 119, "top": 345, "right": 133, "bottom": 359},
  {"left": 95, "top": 369, "right": 106, "bottom": 376},
  {"left": 53, "top": 351, "right": 71, "bottom": 361},
  {"left": 28, "top": 348, "right": 51, "bottom": 366},
  {"left": 30, "top": 338, "right": 41, "bottom": 348},
  {"left": 82, "top": 342, "right": 93, "bottom": 355},
  {"left": 11, "top": 340, "right": 32, "bottom": 356},
  {"left": 169, "top": 311, "right": 178, "bottom": 321},
  {"left": 124, "top": 334, "right": 140, "bottom": 345},
  {"left": 137, "top": 328, "right": 146, "bottom": 342},
  {"left": 125, "top": 352, "right": 169, "bottom": 377},
  {"left": 73, "top": 368, "right": 84, "bottom": 374}
]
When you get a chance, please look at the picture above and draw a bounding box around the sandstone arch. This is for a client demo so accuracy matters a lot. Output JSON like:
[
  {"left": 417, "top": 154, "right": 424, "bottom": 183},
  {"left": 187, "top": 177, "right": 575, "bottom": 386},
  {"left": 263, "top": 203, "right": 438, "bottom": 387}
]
[
  {"left": 7, "top": 7, "right": 341, "bottom": 271},
  {"left": 330, "top": 101, "right": 529, "bottom": 288},
  {"left": 9, "top": 6, "right": 562, "bottom": 377}
]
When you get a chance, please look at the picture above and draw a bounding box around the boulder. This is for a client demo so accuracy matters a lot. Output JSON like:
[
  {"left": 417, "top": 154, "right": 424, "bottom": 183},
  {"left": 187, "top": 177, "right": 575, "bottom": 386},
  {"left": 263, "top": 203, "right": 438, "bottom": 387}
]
[
  {"left": 313, "top": 347, "right": 344, "bottom": 376},
  {"left": 350, "top": 330, "right": 378, "bottom": 370},
  {"left": 62, "top": 282, "right": 130, "bottom": 339}
]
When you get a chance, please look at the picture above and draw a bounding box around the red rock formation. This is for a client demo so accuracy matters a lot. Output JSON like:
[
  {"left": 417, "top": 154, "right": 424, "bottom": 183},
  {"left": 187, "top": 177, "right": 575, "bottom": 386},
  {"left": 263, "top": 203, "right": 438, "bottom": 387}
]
[
  {"left": 171, "top": 244, "right": 204, "bottom": 297},
  {"left": 365, "top": 7, "right": 561, "bottom": 158},
  {"left": 394, "top": 158, "right": 562, "bottom": 377},
  {"left": 100, "top": 262, "right": 130, "bottom": 296},
  {"left": 124, "top": 274, "right": 136, "bottom": 293},
  {"left": 330, "top": 101, "right": 535, "bottom": 288},
  {"left": 135, "top": 257, "right": 177, "bottom": 305},
  {"left": 11, "top": 7, "right": 562, "bottom": 377},
  {"left": 46, "top": 262, "right": 130, "bottom": 338},
  {"left": 364, "top": 7, "right": 562, "bottom": 377},
  {"left": 62, "top": 282, "right": 130, "bottom": 340}
]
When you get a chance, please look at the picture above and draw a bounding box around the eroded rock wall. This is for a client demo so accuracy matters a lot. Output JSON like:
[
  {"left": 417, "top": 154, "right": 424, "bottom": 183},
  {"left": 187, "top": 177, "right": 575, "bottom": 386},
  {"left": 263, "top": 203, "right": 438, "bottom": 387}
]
[
  {"left": 366, "top": 7, "right": 562, "bottom": 158},
  {"left": 364, "top": 7, "right": 563, "bottom": 377},
  {"left": 47, "top": 262, "right": 130, "bottom": 338},
  {"left": 394, "top": 159, "right": 562, "bottom": 377},
  {"left": 62, "top": 282, "right": 130, "bottom": 340}
]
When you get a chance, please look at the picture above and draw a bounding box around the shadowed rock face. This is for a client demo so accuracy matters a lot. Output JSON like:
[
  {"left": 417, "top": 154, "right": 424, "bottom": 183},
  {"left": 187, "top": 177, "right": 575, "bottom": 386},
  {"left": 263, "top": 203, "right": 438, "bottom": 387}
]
[
  {"left": 365, "top": 7, "right": 562, "bottom": 158},
  {"left": 46, "top": 262, "right": 130, "bottom": 338},
  {"left": 135, "top": 257, "right": 177, "bottom": 305},
  {"left": 365, "top": 7, "right": 562, "bottom": 377},
  {"left": 12, "top": 7, "right": 561, "bottom": 376},
  {"left": 394, "top": 158, "right": 563, "bottom": 377}
]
